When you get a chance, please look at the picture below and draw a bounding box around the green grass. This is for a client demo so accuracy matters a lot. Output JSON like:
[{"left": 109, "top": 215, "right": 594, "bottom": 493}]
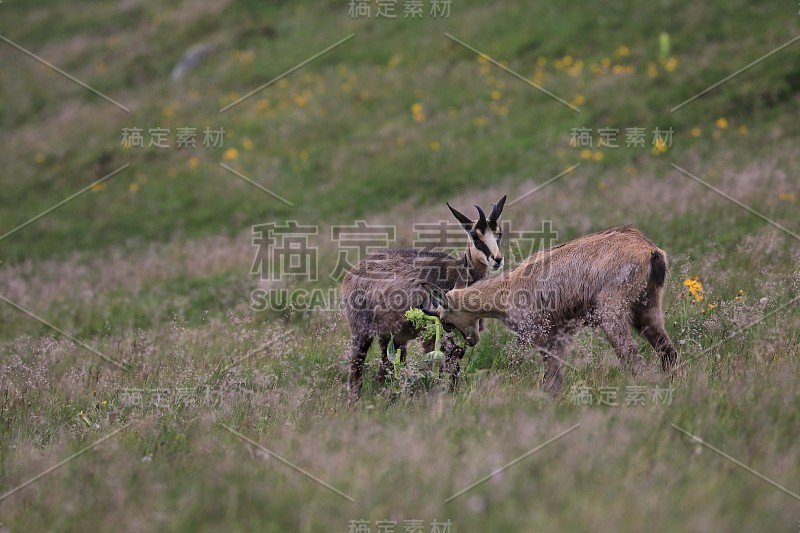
[{"left": 1, "top": 0, "right": 800, "bottom": 531}]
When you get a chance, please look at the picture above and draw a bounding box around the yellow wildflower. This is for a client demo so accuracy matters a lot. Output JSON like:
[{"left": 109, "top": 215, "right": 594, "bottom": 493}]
[
  {"left": 683, "top": 278, "right": 704, "bottom": 302},
  {"left": 238, "top": 50, "right": 255, "bottom": 65},
  {"left": 411, "top": 103, "right": 426, "bottom": 123},
  {"left": 571, "top": 94, "right": 586, "bottom": 106},
  {"left": 652, "top": 138, "right": 669, "bottom": 155}
]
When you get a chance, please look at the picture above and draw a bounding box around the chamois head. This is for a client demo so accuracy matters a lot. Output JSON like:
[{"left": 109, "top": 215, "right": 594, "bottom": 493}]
[
  {"left": 447, "top": 195, "right": 506, "bottom": 272},
  {"left": 421, "top": 282, "right": 482, "bottom": 347}
]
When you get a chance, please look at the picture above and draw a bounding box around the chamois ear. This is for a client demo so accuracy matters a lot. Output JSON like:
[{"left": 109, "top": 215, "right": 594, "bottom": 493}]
[
  {"left": 474, "top": 204, "right": 488, "bottom": 231},
  {"left": 447, "top": 202, "right": 474, "bottom": 232},
  {"left": 420, "top": 282, "right": 450, "bottom": 311},
  {"left": 489, "top": 195, "right": 507, "bottom": 225}
]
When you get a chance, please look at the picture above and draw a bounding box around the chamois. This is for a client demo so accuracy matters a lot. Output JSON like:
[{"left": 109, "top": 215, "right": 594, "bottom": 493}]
[
  {"left": 423, "top": 226, "right": 678, "bottom": 393},
  {"left": 342, "top": 195, "right": 507, "bottom": 401}
]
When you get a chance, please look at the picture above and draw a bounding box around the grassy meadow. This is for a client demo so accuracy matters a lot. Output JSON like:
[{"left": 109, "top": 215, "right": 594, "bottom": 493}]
[{"left": 1, "top": 0, "right": 799, "bottom": 531}]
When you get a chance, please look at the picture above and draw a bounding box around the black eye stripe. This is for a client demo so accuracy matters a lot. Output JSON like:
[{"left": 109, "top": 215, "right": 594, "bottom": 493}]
[{"left": 473, "top": 238, "right": 492, "bottom": 257}]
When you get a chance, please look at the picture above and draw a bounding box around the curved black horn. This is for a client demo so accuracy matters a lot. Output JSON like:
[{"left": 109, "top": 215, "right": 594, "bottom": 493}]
[
  {"left": 447, "top": 202, "right": 474, "bottom": 231},
  {"left": 474, "top": 205, "right": 487, "bottom": 229},
  {"left": 489, "top": 194, "right": 507, "bottom": 223}
]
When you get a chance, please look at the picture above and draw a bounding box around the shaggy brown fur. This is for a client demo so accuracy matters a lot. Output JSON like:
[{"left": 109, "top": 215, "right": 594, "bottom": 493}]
[
  {"left": 424, "top": 226, "right": 678, "bottom": 393},
  {"left": 342, "top": 196, "right": 506, "bottom": 401}
]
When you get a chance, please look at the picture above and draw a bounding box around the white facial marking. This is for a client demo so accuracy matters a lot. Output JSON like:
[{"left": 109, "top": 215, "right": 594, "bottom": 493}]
[{"left": 479, "top": 229, "right": 503, "bottom": 270}]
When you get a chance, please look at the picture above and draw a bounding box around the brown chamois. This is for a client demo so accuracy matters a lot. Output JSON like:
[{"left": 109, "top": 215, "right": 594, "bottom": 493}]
[
  {"left": 342, "top": 195, "right": 507, "bottom": 401},
  {"left": 423, "top": 226, "right": 678, "bottom": 393}
]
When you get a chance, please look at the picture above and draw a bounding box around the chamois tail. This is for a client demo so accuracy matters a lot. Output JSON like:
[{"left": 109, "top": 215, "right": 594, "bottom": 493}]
[{"left": 648, "top": 249, "right": 668, "bottom": 288}]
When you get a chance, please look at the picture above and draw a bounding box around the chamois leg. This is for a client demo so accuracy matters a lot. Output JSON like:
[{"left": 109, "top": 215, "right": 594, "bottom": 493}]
[
  {"left": 538, "top": 331, "right": 573, "bottom": 395},
  {"left": 440, "top": 333, "right": 466, "bottom": 390},
  {"left": 347, "top": 334, "right": 373, "bottom": 402},
  {"left": 599, "top": 306, "right": 643, "bottom": 373},
  {"left": 633, "top": 304, "right": 678, "bottom": 371}
]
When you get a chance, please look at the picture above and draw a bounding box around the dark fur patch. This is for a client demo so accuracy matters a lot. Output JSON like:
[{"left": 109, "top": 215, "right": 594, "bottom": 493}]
[{"left": 649, "top": 250, "right": 667, "bottom": 287}]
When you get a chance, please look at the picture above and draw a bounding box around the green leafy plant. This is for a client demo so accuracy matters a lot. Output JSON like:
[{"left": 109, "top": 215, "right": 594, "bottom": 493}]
[
  {"left": 386, "top": 334, "right": 403, "bottom": 379},
  {"left": 405, "top": 307, "right": 444, "bottom": 371}
]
